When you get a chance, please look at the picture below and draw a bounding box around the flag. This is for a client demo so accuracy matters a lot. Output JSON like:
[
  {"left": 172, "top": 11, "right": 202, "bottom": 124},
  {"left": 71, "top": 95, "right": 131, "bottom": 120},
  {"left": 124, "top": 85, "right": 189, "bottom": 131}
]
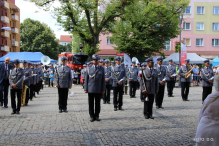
[
  {"left": 124, "top": 54, "right": 132, "bottom": 67},
  {"left": 181, "top": 43, "right": 187, "bottom": 65}
]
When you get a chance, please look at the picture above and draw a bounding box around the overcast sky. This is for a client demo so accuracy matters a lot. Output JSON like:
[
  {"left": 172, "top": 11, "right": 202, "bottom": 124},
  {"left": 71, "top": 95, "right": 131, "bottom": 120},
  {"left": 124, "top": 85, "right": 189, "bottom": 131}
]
[{"left": 16, "top": 0, "right": 71, "bottom": 40}]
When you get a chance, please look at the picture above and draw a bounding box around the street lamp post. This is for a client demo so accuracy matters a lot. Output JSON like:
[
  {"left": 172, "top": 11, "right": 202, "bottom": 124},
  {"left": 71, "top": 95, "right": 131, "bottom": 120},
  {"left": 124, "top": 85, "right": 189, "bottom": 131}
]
[{"left": 179, "top": 13, "right": 183, "bottom": 66}]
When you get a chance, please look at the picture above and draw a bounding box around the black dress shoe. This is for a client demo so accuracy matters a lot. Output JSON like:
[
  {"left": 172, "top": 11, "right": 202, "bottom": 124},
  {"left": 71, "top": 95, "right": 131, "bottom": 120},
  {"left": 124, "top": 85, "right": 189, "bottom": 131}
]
[
  {"left": 103, "top": 102, "right": 106, "bottom": 104},
  {"left": 149, "top": 116, "right": 154, "bottom": 119},
  {"left": 96, "top": 117, "right": 101, "bottom": 121},
  {"left": 170, "top": 95, "right": 174, "bottom": 97},
  {"left": 160, "top": 106, "right": 164, "bottom": 109},
  {"left": 186, "top": 99, "right": 190, "bottom": 101},
  {"left": 107, "top": 102, "right": 110, "bottom": 104},
  {"left": 144, "top": 115, "right": 149, "bottom": 119},
  {"left": 4, "top": 106, "right": 8, "bottom": 108},
  {"left": 118, "top": 107, "right": 124, "bottom": 110},
  {"left": 16, "top": 111, "right": 20, "bottom": 114},
  {"left": 63, "top": 109, "right": 68, "bottom": 113},
  {"left": 25, "top": 103, "right": 28, "bottom": 106},
  {"left": 59, "top": 110, "right": 62, "bottom": 113},
  {"left": 11, "top": 111, "right": 16, "bottom": 114},
  {"left": 168, "top": 95, "right": 171, "bottom": 97},
  {"left": 114, "top": 108, "right": 117, "bottom": 111},
  {"left": 30, "top": 99, "right": 33, "bottom": 101},
  {"left": 90, "top": 118, "right": 95, "bottom": 122},
  {"left": 156, "top": 106, "right": 159, "bottom": 109}
]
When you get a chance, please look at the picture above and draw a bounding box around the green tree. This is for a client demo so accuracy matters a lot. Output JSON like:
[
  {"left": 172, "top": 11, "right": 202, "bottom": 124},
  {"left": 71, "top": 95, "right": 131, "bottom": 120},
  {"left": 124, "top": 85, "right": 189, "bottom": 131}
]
[
  {"left": 28, "top": 0, "right": 133, "bottom": 60},
  {"left": 20, "top": 18, "right": 59, "bottom": 59},
  {"left": 110, "top": 0, "right": 189, "bottom": 58}
]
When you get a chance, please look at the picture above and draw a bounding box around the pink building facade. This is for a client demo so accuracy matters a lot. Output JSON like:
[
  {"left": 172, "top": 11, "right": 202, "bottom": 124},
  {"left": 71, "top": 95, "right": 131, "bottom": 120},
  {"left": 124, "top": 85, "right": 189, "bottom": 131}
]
[{"left": 98, "top": 0, "right": 219, "bottom": 59}]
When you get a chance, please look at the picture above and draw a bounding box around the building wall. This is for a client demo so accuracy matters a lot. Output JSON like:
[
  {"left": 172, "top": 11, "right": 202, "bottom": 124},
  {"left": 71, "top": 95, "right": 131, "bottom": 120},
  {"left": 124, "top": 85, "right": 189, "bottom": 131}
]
[
  {"left": 0, "top": 0, "right": 20, "bottom": 57},
  {"left": 59, "top": 41, "right": 71, "bottom": 45}
]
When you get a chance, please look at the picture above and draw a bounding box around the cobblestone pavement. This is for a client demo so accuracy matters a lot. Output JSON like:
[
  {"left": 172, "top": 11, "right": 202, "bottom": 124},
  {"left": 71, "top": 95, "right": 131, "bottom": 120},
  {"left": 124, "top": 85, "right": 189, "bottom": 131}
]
[{"left": 0, "top": 84, "right": 210, "bottom": 146}]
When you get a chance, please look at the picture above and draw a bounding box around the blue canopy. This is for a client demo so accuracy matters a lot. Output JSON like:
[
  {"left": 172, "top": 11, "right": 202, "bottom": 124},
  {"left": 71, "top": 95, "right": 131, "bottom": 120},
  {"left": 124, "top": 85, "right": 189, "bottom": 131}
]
[
  {"left": 213, "top": 56, "right": 219, "bottom": 66},
  {"left": 0, "top": 52, "right": 57, "bottom": 63}
]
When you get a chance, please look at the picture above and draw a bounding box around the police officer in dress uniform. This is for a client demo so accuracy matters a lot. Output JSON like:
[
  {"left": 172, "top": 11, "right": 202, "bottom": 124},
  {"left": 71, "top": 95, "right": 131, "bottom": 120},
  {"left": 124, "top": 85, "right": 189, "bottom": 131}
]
[
  {"left": 166, "top": 59, "right": 176, "bottom": 97},
  {"left": 39, "top": 63, "right": 44, "bottom": 90},
  {"left": 111, "top": 61, "right": 115, "bottom": 67},
  {"left": 84, "top": 54, "right": 106, "bottom": 122},
  {"left": 9, "top": 59, "right": 24, "bottom": 114},
  {"left": 56, "top": 57, "right": 72, "bottom": 113},
  {"left": 23, "top": 60, "right": 32, "bottom": 106},
  {"left": 124, "top": 64, "right": 129, "bottom": 95},
  {"left": 129, "top": 61, "right": 139, "bottom": 98},
  {"left": 136, "top": 63, "right": 141, "bottom": 90},
  {"left": 201, "top": 59, "right": 214, "bottom": 103},
  {"left": 28, "top": 62, "right": 36, "bottom": 101},
  {"left": 81, "top": 64, "right": 87, "bottom": 89},
  {"left": 178, "top": 59, "right": 192, "bottom": 101},
  {"left": 99, "top": 60, "right": 103, "bottom": 66},
  {"left": 33, "top": 63, "right": 38, "bottom": 98},
  {"left": 90, "top": 61, "right": 93, "bottom": 66},
  {"left": 103, "top": 59, "right": 112, "bottom": 104},
  {"left": 155, "top": 57, "right": 167, "bottom": 109},
  {"left": 139, "top": 58, "right": 158, "bottom": 119},
  {"left": 110, "top": 57, "right": 126, "bottom": 111},
  {"left": 139, "top": 63, "right": 146, "bottom": 102}
]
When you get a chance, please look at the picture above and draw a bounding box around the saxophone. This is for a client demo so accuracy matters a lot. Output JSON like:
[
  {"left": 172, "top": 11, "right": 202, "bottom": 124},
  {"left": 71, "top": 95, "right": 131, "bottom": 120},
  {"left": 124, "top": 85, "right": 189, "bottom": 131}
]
[
  {"left": 185, "top": 66, "right": 194, "bottom": 79},
  {"left": 21, "top": 80, "right": 28, "bottom": 106}
]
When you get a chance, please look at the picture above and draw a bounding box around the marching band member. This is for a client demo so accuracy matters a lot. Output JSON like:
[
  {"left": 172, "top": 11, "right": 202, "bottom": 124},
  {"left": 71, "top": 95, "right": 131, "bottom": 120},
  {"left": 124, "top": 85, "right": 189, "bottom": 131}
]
[
  {"left": 103, "top": 59, "right": 112, "bottom": 104},
  {"left": 111, "top": 61, "right": 115, "bottom": 67},
  {"left": 84, "top": 54, "right": 106, "bottom": 122},
  {"left": 23, "top": 60, "right": 32, "bottom": 106},
  {"left": 166, "top": 59, "right": 176, "bottom": 97},
  {"left": 155, "top": 57, "right": 166, "bottom": 109},
  {"left": 81, "top": 64, "right": 87, "bottom": 89},
  {"left": 9, "top": 59, "right": 24, "bottom": 114},
  {"left": 178, "top": 59, "right": 193, "bottom": 101},
  {"left": 110, "top": 57, "right": 126, "bottom": 111},
  {"left": 28, "top": 62, "right": 35, "bottom": 101},
  {"left": 139, "top": 58, "right": 158, "bottom": 119},
  {"left": 124, "top": 64, "right": 129, "bottom": 95},
  {"left": 139, "top": 63, "right": 146, "bottom": 102},
  {"left": 201, "top": 59, "right": 214, "bottom": 103},
  {"left": 129, "top": 61, "right": 138, "bottom": 98},
  {"left": 99, "top": 60, "right": 103, "bottom": 66},
  {"left": 56, "top": 57, "right": 72, "bottom": 113}
]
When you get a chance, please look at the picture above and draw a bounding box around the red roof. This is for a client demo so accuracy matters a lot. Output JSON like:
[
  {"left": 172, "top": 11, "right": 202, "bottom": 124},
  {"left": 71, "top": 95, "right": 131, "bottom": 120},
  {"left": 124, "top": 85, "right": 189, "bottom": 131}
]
[
  {"left": 97, "top": 49, "right": 117, "bottom": 56},
  {"left": 60, "top": 35, "right": 72, "bottom": 42}
]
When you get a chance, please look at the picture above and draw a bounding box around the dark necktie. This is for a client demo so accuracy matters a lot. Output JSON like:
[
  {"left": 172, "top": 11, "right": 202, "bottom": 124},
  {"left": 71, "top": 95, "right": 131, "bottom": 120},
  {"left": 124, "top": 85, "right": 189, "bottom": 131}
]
[
  {"left": 5, "top": 65, "right": 8, "bottom": 79},
  {"left": 16, "top": 69, "right": 17, "bottom": 73}
]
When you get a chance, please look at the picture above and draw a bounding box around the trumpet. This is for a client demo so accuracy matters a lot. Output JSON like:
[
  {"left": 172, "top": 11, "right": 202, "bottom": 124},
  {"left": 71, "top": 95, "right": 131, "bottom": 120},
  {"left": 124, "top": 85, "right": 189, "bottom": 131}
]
[{"left": 185, "top": 65, "right": 194, "bottom": 79}]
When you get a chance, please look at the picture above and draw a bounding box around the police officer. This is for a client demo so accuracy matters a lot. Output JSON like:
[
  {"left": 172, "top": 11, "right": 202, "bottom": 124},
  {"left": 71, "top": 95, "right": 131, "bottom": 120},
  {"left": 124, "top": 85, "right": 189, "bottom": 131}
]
[
  {"left": 139, "top": 58, "right": 158, "bottom": 119},
  {"left": 110, "top": 56, "right": 126, "bottom": 111},
  {"left": 9, "top": 59, "right": 24, "bottom": 114},
  {"left": 178, "top": 59, "right": 192, "bottom": 101},
  {"left": 129, "top": 61, "right": 139, "bottom": 98},
  {"left": 99, "top": 60, "right": 103, "bottom": 66},
  {"left": 23, "top": 60, "right": 32, "bottom": 106},
  {"left": 33, "top": 63, "right": 38, "bottom": 98},
  {"left": 56, "top": 57, "right": 72, "bottom": 113},
  {"left": 136, "top": 63, "right": 141, "bottom": 90},
  {"left": 166, "top": 59, "right": 176, "bottom": 97},
  {"left": 111, "top": 61, "right": 115, "bottom": 67},
  {"left": 90, "top": 61, "right": 93, "bottom": 66},
  {"left": 84, "top": 54, "right": 106, "bottom": 122},
  {"left": 139, "top": 63, "right": 146, "bottom": 102},
  {"left": 28, "top": 62, "right": 36, "bottom": 101},
  {"left": 201, "top": 59, "right": 214, "bottom": 103},
  {"left": 81, "top": 64, "right": 87, "bottom": 89},
  {"left": 124, "top": 64, "right": 129, "bottom": 95},
  {"left": 103, "top": 59, "right": 112, "bottom": 104},
  {"left": 155, "top": 57, "right": 166, "bottom": 109}
]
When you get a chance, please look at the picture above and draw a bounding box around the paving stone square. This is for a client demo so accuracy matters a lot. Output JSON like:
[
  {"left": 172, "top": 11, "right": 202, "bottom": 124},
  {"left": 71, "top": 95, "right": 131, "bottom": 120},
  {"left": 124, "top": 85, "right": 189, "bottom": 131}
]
[{"left": 0, "top": 84, "right": 209, "bottom": 145}]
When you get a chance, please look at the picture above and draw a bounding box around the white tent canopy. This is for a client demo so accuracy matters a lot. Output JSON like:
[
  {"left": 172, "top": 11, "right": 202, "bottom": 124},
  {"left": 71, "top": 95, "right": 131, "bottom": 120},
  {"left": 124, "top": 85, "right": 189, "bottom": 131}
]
[{"left": 163, "top": 53, "right": 212, "bottom": 65}]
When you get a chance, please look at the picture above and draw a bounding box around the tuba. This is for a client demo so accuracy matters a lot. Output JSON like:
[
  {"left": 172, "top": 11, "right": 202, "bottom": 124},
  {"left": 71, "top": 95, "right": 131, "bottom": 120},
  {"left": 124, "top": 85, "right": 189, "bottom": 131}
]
[
  {"left": 185, "top": 65, "right": 194, "bottom": 79},
  {"left": 21, "top": 80, "right": 28, "bottom": 106}
]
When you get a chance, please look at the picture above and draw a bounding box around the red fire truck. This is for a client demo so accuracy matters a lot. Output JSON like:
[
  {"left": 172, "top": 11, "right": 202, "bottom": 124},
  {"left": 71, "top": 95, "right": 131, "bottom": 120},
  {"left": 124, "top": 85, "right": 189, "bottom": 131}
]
[{"left": 58, "top": 52, "right": 88, "bottom": 70}]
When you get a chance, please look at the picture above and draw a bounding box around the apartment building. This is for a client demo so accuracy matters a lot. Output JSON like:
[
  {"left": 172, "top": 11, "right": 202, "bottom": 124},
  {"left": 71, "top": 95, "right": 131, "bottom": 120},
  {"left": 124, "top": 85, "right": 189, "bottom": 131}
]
[
  {"left": 0, "top": 0, "right": 20, "bottom": 57},
  {"left": 98, "top": 0, "right": 219, "bottom": 59}
]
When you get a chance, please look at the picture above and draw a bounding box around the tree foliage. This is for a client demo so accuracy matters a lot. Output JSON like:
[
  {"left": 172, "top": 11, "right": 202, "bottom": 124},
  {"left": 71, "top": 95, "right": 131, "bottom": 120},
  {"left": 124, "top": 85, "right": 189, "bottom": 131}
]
[
  {"left": 58, "top": 42, "right": 72, "bottom": 53},
  {"left": 29, "top": 0, "right": 133, "bottom": 60},
  {"left": 20, "top": 18, "right": 59, "bottom": 59},
  {"left": 110, "top": 0, "right": 189, "bottom": 58}
]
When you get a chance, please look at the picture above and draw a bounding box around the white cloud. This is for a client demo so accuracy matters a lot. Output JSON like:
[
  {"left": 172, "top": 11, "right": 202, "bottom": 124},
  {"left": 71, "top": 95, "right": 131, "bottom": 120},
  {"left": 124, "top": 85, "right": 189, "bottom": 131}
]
[{"left": 16, "top": 0, "right": 71, "bottom": 40}]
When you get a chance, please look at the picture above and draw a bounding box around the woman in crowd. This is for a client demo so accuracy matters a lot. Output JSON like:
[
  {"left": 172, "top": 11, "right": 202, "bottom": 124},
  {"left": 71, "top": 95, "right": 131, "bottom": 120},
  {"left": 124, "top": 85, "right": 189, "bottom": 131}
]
[{"left": 49, "top": 71, "right": 55, "bottom": 87}]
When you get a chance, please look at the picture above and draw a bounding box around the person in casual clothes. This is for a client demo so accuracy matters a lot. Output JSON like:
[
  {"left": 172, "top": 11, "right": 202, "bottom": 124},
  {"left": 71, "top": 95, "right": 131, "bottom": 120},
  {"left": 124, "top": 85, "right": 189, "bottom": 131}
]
[
  {"left": 76, "top": 67, "right": 81, "bottom": 85},
  {"left": 49, "top": 71, "right": 55, "bottom": 87},
  {"left": 44, "top": 71, "right": 48, "bottom": 86},
  {"left": 193, "top": 65, "right": 199, "bottom": 86}
]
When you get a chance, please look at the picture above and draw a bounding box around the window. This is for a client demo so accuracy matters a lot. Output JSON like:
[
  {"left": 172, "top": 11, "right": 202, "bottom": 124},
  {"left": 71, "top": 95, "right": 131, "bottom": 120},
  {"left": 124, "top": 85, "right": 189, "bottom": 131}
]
[
  {"left": 164, "top": 40, "right": 171, "bottom": 51},
  {"left": 196, "top": 39, "right": 203, "bottom": 46},
  {"left": 196, "top": 23, "right": 204, "bottom": 30},
  {"left": 107, "top": 37, "right": 114, "bottom": 45},
  {"left": 212, "top": 39, "right": 219, "bottom": 46},
  {"left": 183, "top": 38, "right": 191, "bottom": 46},
  {"left": 213, "top": 7, "right": 219, "bottom": 14},
  {"left": 62, "top": 43, "right": 66, "bottom": 45},
  {"left": 197, "top": 7, "right": 204, "bottom": 14},
  {"left": 184, "top": 7, "right": 191, "bottom": 14},
  {"left": 183, "top": 22, "right": 191, "bottom": 30},
  {"left": 213, "top": 23, "right": 219, "bottom": 31}
]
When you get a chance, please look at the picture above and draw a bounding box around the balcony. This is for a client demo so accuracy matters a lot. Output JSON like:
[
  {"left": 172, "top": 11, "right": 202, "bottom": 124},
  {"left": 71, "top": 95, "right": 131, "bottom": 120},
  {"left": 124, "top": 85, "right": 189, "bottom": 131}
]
[
  {"left": 1, "top": 45, "right": 9, "bottom": 52},
  {"left": 1, "top": 1, "right": 9, "bottom": 9},
  {"left": 11, "top": 14, "right": 19, "bottom": 21},
  {"left": 1, "top": 31, "right": 9, "bottom": 37},
  {"left": 1, "top": 16, "right": 9, "bottom": 23},
  {"left": 12, "top": 39, "right": 18, "bottom": 46},
  {"left": 11, "top": 27, "right": 19, "bottom": 34}
]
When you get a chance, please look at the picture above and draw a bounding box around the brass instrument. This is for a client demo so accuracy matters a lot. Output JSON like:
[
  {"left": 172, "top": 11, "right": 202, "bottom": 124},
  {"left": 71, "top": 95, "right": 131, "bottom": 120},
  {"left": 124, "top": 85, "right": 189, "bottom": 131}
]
[
  {"left": 185, "top": 66, "right": 194, "bottom": 79},
  {"left": 40, "top": 77, "right": 44, "bottom": 82},
  {"left": 21, "top": 80, "right": 28, "bottom": 106}
]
